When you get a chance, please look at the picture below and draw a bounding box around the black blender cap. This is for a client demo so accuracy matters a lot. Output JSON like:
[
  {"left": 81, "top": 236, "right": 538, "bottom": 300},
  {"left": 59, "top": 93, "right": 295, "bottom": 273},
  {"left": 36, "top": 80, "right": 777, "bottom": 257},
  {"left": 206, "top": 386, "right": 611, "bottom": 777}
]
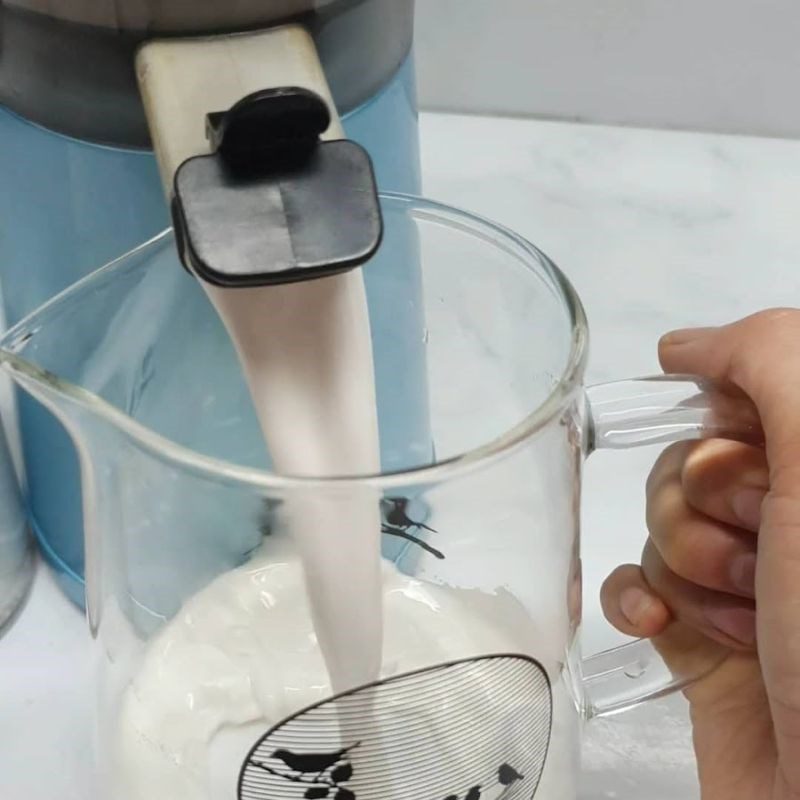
[{"left": 171, "top": 87, "right": 383, "bottom": 288}]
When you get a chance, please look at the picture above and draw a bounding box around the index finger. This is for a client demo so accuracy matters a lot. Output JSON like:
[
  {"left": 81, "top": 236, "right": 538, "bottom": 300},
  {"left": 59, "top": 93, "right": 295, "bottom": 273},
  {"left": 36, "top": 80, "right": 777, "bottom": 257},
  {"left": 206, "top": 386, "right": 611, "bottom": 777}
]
[{"left": 660, "top": 309, "right": 800, "bottom": 481}]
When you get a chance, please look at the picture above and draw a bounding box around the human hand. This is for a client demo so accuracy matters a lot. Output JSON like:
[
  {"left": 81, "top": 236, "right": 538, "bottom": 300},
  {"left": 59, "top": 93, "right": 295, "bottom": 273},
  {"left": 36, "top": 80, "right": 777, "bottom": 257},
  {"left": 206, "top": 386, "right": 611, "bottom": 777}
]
[{"left": 601, "top": 310, "right": 800, "bottom": 800}]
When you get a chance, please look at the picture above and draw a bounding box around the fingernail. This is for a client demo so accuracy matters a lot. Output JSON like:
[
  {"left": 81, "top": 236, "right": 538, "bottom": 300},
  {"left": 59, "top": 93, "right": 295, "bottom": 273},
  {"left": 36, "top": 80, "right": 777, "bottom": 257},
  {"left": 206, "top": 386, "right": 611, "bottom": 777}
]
[
  {"left": 704, "top": 605, "right": 756, "bottom": 646},
  {"left": 732, "top": 488, "right": 766, "bottom": 530},
  {"left": 730, "top": 552, "right": 757, "bottom": 596},
  {"left": 620, "top": 587, "right": 656, "bottom": 626},
  {"left": 660, "top": 326, "right": 716, "bottom": 347}
]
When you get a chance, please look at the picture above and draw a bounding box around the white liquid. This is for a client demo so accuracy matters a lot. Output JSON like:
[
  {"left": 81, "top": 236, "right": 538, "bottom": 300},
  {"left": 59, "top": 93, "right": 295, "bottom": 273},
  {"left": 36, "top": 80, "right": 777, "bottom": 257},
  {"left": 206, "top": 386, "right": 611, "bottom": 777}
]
[
  {"left": 115, "top": 536, "right": 575, "bottom": 800},
  {"left": 205, "top": 274, "right": 383, "bottom": 693}
]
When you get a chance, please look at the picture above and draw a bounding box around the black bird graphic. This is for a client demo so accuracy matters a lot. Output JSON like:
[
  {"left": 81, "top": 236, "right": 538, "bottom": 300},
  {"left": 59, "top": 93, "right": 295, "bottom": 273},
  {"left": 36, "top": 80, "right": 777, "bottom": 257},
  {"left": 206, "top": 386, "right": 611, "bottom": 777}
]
[
  {"left": 270, "top": 742, "right": 360, "bottom": 775},
  {"left": 465, "top": 786, "right": 482, "bottom": 800},
  {"left": 380, "top": 496, "right": 444, "bottom": 559},
  {"left": 497, "top": 763, "right": 525, "bottom": 786},
  {"left": 381, "top": 497, "right": 436, "bottom": 533}
]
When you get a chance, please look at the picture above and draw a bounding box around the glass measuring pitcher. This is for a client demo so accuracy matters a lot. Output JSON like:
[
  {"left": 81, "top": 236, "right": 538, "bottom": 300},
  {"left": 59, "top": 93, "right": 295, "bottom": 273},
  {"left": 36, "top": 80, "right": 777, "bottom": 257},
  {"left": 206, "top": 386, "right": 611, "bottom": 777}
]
[{"left": 0, "top": 195, "right": 758, "bottom": 800}]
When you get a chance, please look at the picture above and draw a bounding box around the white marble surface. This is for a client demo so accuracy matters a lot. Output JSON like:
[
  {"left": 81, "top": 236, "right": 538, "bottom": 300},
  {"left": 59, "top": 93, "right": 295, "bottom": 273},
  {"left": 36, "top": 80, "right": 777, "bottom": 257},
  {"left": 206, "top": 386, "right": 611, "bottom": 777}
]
[{"left": 4, "top": 111, "right": 800, "bottom": 799}]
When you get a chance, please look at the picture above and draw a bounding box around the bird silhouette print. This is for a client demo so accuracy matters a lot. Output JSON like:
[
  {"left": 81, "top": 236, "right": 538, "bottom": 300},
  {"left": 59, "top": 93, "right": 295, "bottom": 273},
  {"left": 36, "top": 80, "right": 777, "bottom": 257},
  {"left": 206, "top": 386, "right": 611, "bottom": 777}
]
[
  {"left": 380, "top": 496, "right": 444, "bottom": 560},
  {"left": 442, "top": 762, "right": 526, "bottom": 800},
  {"left": 238, "top": 655, "right": 552, "bottom": 800},
  {"left": 271, "top": 742, "right": 360, "bottom": 777},
  {"left": 249, "top": 741, "right": 359, "bottom": 799},
  {"left": 497, "top": 764, "right": 525, "bottom": 786},
  {"left": 251, "top": 747, "right": 525, "bottom": 800},
  {"left": 381, "top": 497, "right": 436, "bottom": 533}
]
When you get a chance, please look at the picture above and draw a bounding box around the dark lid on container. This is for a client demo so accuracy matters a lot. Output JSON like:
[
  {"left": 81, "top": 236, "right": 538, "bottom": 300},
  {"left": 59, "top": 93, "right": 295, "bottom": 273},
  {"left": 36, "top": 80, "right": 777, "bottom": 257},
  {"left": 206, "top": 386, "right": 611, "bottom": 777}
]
[{"left": 0, "top": 0, "right": 414, "bottom": 147}]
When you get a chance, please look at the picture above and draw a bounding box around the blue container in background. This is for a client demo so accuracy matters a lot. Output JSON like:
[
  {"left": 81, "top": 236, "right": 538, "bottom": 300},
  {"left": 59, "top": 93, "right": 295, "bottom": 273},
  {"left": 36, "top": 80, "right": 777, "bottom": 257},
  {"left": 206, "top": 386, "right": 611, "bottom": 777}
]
[{"left": 0, "top": 32, "right": 430, "bottom": 606}]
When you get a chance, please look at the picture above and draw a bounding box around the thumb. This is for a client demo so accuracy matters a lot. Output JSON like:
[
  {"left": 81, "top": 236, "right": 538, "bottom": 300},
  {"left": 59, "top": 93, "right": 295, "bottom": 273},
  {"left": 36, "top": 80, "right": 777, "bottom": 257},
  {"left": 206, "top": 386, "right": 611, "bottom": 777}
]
[{"left": 661, "top": 309, "right": 800, "bottom": 783}]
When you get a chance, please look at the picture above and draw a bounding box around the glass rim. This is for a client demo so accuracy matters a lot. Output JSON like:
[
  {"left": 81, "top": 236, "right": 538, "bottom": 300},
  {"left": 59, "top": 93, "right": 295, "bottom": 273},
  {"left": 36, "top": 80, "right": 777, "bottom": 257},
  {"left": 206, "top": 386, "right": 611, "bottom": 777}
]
[{"left": 0, "top": 192, "right": 590, "bottom": 491}]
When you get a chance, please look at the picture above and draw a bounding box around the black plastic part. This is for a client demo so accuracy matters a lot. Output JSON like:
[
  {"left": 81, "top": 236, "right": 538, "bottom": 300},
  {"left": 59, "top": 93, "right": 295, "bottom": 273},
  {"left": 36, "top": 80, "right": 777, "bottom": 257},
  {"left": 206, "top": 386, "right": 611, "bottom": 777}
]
[
  {"left": 171, "top": 87, "right": 383, "bottom": 287},
  {"left": 206, "top": 88, "right": 332, "bottom": 171},
  {"left": 172, "top": 140, "right": 382, "bottom": 288}
]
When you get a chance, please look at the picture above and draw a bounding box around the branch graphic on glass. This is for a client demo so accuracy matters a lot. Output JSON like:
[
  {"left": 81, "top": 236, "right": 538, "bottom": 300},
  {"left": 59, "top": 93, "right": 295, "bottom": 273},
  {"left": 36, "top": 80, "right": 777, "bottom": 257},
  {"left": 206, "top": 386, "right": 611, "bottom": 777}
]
[
  {"left": 239, "top": 655, "right": 552, "bottom": 800},
  {"left": 380, "top": 496, "right": 444, "bottom": 560},
  {"left": 255, "top": 495, "right": 444, "bottom": 559}
]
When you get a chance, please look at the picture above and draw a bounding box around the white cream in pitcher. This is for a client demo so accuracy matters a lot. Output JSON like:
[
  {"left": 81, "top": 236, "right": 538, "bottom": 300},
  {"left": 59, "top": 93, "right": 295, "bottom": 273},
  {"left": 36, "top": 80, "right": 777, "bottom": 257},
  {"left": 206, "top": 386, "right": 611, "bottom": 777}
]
[{"left": 115, "top": 540, "right": 576, "bottom": 800}]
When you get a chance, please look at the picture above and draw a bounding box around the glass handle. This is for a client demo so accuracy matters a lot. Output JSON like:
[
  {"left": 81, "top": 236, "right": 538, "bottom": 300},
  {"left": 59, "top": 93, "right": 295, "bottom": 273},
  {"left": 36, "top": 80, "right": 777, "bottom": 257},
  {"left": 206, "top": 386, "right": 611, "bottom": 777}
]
[{"left": 581, "top": 375, "right": 762, "bottom": 718}]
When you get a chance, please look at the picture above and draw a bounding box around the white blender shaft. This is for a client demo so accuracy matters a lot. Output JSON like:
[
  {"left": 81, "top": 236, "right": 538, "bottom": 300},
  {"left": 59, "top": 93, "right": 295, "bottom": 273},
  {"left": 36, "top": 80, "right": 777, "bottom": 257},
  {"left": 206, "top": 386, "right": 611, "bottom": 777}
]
[
  {"left": 136, "top": 21, "right": 381, "bottom": 473},
  {"left": 136, "top": 26, "right": 384, "bottom": 693}
]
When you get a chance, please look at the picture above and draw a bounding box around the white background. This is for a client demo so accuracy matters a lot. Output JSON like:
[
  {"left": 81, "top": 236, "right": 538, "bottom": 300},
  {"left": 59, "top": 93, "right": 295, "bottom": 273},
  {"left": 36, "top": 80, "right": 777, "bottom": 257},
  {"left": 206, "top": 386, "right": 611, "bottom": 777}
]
[{"left": 415, "top": 0, "right": 800, "bottom": 138}]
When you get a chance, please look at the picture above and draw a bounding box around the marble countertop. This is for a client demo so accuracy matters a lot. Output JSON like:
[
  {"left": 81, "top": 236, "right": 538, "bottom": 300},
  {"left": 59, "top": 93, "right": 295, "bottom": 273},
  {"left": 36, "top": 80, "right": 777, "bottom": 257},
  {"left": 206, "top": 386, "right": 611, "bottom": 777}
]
[{"left": 4, "top": 111, "right": 800, "bottom": 800}]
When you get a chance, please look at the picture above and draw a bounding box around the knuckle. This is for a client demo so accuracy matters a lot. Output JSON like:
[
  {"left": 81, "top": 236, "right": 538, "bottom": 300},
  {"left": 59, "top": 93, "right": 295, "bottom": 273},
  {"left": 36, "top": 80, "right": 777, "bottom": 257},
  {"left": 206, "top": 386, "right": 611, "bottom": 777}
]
[
  {"left": 644, "top": 491, "right": 663, "bottom": 537},
  {"left": 657, "top": 526, "right": 698, "bottom": 580},
  {"left": 679, "top": 440, "right": 765, "bottom": 509},
  {"left": 730, "top": 308, "right": 800, "bottom": 385},
  {"left": 645, "top": 491, "right": 714, "bottom": 583},
  {"left": 645, "top": 478, "right": 683, "bottom": 538},
  {"left": 646, "top": 442, "right": 691, "bottom": 496},
  {"left": 641, "top": 542, "right": 675, "bottom": 598},
  {"left": 748, "top": 307, "right": 800, "bottom": 328},
  {"left": 680, "top": 442, "right": 713, "bottom": 491}
]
